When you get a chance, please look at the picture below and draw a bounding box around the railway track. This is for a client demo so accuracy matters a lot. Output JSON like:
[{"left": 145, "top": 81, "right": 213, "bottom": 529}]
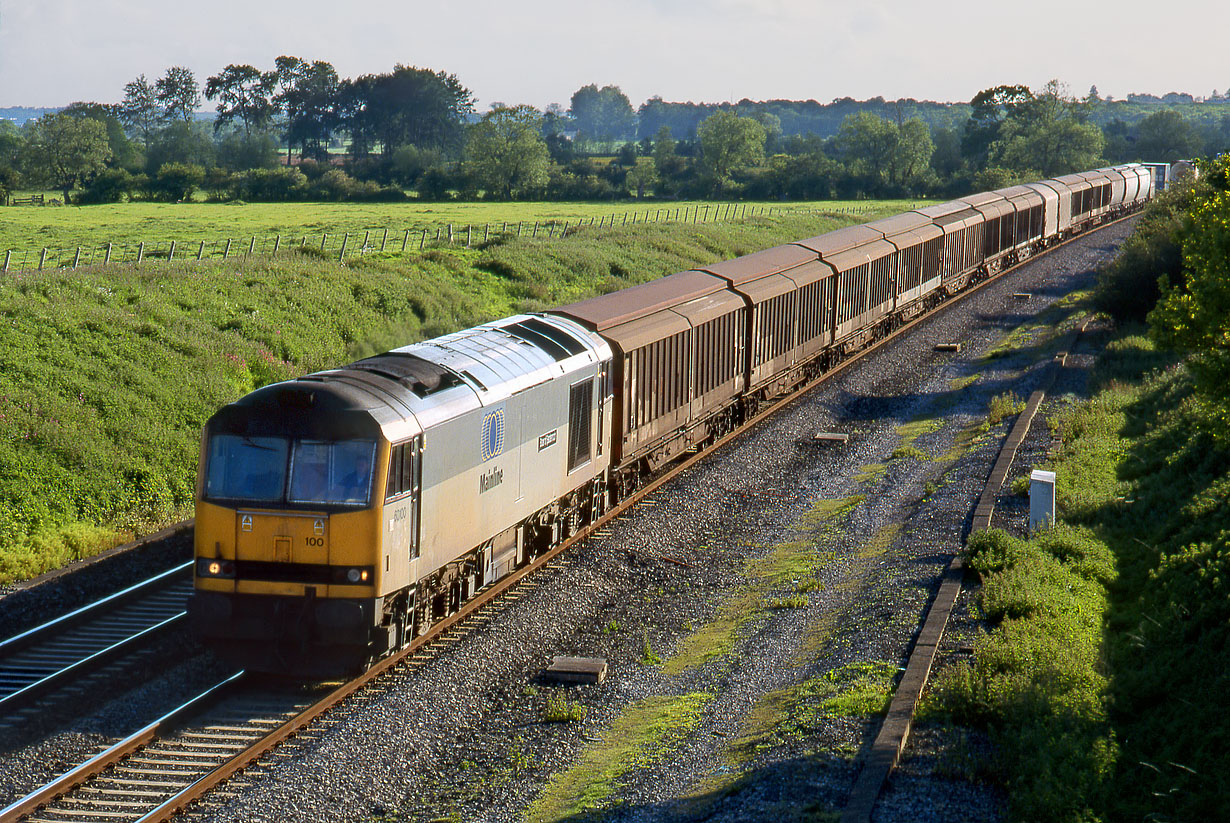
[
  {"left": 0, "top": 214, "right": 1139, "bottom": 823},
  {"left": 0, "top": 562, "right": 194, "bottom": 729}
]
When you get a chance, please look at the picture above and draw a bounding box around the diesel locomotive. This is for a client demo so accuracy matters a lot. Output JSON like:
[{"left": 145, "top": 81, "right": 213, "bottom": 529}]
[{"left": 188, "top": 164, "right": 1153, "bottom": 676}]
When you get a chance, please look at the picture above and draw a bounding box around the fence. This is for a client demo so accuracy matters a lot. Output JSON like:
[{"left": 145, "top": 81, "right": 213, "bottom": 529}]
[{"left": 0, "top": 202, "right": 893, "bottom": 275}]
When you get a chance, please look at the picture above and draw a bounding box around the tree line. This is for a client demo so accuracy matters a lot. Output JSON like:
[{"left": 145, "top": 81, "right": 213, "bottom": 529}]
[{"left": 0, "top": 62, "right": 1226, "bottom": 207}]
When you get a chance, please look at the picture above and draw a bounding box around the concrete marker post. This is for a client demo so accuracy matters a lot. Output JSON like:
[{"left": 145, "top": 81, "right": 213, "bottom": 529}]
[{"left": 1029, "top": 470, "right": 1056, "bottom": 534}]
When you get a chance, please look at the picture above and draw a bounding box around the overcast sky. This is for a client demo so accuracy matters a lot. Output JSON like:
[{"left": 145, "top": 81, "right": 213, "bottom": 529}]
[{"left": 1, "top": 0, "right": 1226, "bottom": 111}]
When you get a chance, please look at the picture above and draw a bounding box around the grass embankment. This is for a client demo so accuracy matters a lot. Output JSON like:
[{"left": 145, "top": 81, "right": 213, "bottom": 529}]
[
  {"left": 928, "top": 331, "right": 1230, "bottom": 822},
  {"left": 0, "top": 207, "right": 908, "bottom": 584},
  {"left": 0, "top": 198, "right": 923, "bottom": 257}
]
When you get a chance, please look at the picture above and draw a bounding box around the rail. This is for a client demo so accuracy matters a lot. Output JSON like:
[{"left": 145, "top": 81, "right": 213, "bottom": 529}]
[{"left": 0, "top": 561, "right": 193, "bottom": 713}]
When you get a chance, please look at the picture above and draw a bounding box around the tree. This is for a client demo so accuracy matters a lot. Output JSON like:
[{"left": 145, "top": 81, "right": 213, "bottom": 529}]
[
  {"left": 625, "top": 158, "right": 658, "bottom": 198},
  {"left": 144, "top": 121, "right": 215, "bottom": 173},
  {"left": 835, "top": 112, "right": 934, "bottom": 194},
  {"left": 652, "top": 125, "right": 685, "bottom": 183},
  {"left": 569, "top": 84, "right": 636, "bottom": 142},
  {"left": 962, "top": 84, "right": 1033, "bottom": 168},
  {"left": 272, "top": 57, "right": 340, "bottom": 161},
  {"left": 21, "top": 112, "right": 112, "bottom": 202},
  {"left": 205, "top": 64, "right": 276, "bottom": 136},
  {"left": 988, "top": 80, "right": 1103, "bottom": 177},
  {"left": 343, "top": 65, "right": 474, "bottom": 158},
  {"left": 464, "top": 105, "right": 550, "bottom": 200},
  {"left": 62, "top": 102, "right": 141, "bottom": 170},
  {"left": 121, "top": 74, "right": 161, "bottom": 145},
  {"left": 155, "top": 66, "right": 201, "bottom": 124},
  {"left": 1135, "top": 110, "right": 1203, "bottom": 162},
  {"left": 697, "top": 110, "right": 766, "bottom": 194}
]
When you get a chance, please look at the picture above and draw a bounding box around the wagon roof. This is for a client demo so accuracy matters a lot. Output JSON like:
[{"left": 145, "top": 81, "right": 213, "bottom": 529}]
[{"left": 553, "top": 270, "right": 728, "bottom": 331}]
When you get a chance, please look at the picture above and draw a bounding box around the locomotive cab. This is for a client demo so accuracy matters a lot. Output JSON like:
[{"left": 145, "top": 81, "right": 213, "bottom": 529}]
[{"left": 189, "top": 382, "right": 408, "bottom": 677}]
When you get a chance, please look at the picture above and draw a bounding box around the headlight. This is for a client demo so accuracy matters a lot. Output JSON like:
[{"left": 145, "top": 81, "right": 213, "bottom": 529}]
[
  {"left": 334, "top": 566, "right": 372, "bottom": 584},
  {"left": 197, "top": 557, "right": 235, "bottom": 578}
]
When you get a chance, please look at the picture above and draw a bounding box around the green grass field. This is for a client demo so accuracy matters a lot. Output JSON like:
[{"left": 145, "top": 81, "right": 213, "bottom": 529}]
[{"left": 0, "top": 198, "right": 926, "bottom": 261}]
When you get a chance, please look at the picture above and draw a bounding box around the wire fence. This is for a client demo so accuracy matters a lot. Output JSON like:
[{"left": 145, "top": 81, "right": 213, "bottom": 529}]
[{"left": 0, "top": 201, "right": 896, "bottom": 275}]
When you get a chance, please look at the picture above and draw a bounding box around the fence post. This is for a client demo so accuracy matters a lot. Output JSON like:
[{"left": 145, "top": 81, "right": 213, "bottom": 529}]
[
  {"left": 248, "top": 236, "right": 256, "bottom": 256},
  {"left": 623, "top": 212, "right": 628, "bottom": 226},
  {"left": 402, "top": 229, "right": 410, "bottom": 253},
  {"left": 273, "top": 236, "right": 281, "bottom": 257},
  {"left": 447, "top": 224, "right": 453, "bottom": 244},
  {"left": 484, "top": 224, "right": 489, "bottom": 243},
  {"left": 420, "top": 229, "right": 427, "bottom": 250},
  {"left": 339, "top": 233, "right": 349, "bottom": 261},
  {"left": 136, "top": 243, "right": 144, "bottom": 264},
  {"left": 533, "top": 222, "right": 538, "bottom": 237},
  {"left": 517, "top": 222, "right": 522, "bottom": 237},
  {"left": 39, "top": 248, "right": 48, "bottom": 270},
  {"left": 380, "top": 228, "right": 388, "bottom": 252},
  {"left": 71, "top": 246, "right": 81, "bottom": 269},
  {"left": 321, "top": 233, "right": 327, "bottom": 251},
  {"left": 224, "top": 239, "right": 232, "bottom": 259},
  {"left": 3, "top": 250, "right": 10, "bottom": 274},
  {"left": 197, "top": 241, "right": 204, "bottom": 260},
  {"left": 548, "top": 223, "right": 555, "bottom": 238},
  {"left": 466, "top": 224, "right": 471, "bottom": 247},
  {"left": 301, "top": 236, "right": 307, "bottom": 248},
  {"left": 362, "top": 230, "right": 370, "bottom": 253},
  {"left": 167, "top": 241, "right": 175, "bottom": 262}
]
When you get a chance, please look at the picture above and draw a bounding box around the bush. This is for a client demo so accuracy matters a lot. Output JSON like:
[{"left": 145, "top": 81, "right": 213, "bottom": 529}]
[
  {"left": 416, "top": 166, "right": 455, "bottom": 201},
  {"left": 231, "top": 167, "right": 309, "bottom": 201},
  {"left": 1094, "top": 178, "right": 1198, "bottom": 322},
  {"left": 78, "top": 168, "right": 139, "bottom": 204},
  {"left": 149, "top": 162, "right": 206, "bottom": 202},
  {"left": 390, "top": 144, "right": 444, "bottom": 187}
]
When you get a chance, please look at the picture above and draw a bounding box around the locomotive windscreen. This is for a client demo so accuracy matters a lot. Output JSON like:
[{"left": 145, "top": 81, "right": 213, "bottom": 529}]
[
  {"left": 204, "top": 434, "right": 376, "bottom": 507},
  {"left": 205, "top": 435, "right": 289, "bottom": 502}
]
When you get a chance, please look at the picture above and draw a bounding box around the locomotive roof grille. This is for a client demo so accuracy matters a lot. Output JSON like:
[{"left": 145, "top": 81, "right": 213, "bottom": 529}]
[
  {"left": 502, "top": 318, "right": 588, "bottom": 361},
  {"left": 345, "top": 353, "right": 463, "bottom": 397}
]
